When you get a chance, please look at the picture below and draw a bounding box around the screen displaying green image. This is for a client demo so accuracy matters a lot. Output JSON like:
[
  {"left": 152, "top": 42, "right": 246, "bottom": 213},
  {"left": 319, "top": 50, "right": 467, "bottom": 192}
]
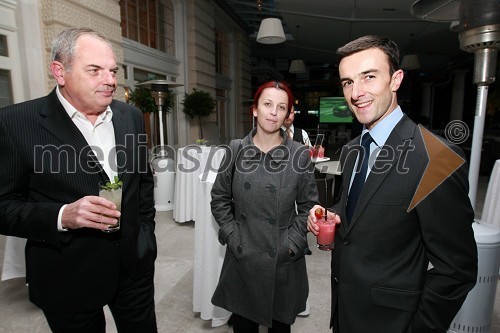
[{"left": 319, "top": 97, "right": 352, "bottom": 123}]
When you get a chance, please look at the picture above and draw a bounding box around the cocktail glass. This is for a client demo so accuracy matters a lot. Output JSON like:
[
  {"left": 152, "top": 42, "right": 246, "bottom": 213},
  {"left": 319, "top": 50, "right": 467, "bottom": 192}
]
[
  {"left": 316, "top": 209, "right": 338, "bottom": 251},
  {"left": 98, "top": 181, "right": 122, "bottom": 233}
]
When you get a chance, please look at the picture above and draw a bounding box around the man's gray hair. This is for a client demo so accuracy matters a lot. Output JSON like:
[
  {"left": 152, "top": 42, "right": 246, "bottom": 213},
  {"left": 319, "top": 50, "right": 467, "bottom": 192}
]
[{"left": 51, "top": 28, "right": 113, "bottom": 70}]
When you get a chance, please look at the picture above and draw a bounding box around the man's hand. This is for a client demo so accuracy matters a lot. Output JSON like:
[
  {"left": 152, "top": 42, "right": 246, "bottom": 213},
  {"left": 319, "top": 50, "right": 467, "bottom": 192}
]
[{"left": 61, "top": 196, "right": 120, "bottom": 231}]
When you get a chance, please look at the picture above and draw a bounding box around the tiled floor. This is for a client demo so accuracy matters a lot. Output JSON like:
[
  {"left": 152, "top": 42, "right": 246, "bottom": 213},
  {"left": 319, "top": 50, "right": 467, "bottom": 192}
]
[{"left": 0, "top": 176, "right": 498, "bottom": 332}]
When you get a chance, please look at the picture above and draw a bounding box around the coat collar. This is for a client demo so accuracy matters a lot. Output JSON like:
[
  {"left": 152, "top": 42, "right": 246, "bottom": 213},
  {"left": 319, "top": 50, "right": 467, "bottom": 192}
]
[{"left": 240, "top": 128, "right": 292, "bottom": 163}]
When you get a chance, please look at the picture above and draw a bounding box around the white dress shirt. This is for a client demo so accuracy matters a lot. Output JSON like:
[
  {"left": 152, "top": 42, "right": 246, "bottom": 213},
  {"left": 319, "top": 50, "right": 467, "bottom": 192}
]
[{"left": 55, "top": 86, "right": 117, "bottom": 231}]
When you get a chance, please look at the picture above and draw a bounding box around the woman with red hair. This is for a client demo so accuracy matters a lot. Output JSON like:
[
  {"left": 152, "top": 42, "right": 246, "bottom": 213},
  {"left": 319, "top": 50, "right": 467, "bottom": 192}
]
[{"left": 211, "top": 81, "right": 319, "bottom": 332}]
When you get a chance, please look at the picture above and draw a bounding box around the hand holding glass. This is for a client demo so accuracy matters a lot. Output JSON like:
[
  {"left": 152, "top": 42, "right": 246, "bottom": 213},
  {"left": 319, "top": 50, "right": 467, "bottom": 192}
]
[{"left": 98, "top": 180, "right": 122, "bottom": 233}]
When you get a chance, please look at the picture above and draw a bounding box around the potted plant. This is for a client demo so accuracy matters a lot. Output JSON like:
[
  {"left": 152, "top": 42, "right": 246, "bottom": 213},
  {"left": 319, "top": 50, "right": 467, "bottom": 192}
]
[{"left": 182, "top": 88, "right": 216, "bottom": 143}]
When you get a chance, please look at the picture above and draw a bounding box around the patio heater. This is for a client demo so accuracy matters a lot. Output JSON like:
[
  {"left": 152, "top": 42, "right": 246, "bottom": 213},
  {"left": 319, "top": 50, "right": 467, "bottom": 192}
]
[
  {"left": 411, "top": 2, "right": 500, "bottom": 332},
  {"left": 136, "top": 79, "right": 183, "bottom": 211}
]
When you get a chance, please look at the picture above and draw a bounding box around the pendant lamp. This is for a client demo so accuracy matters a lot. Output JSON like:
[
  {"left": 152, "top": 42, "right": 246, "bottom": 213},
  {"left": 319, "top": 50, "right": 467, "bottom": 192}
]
[
  {"left": 289, "top": 59, "right": 307, "bottom": 74},
  {"left": 256, "top": 18, "right": 286, "bottom": 44}
]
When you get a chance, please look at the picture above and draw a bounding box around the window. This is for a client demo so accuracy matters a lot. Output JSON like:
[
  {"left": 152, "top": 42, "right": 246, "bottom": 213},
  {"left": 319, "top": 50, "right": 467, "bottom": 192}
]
[
  {"left": 133, "top": 67, "right": 166, "bottom": 82},
  {"left": 0, "top": 69, "right": 13, "bottom": 107},
  {"left": 120, "top": 0, "right": 173, "bottom": 54},
  {"left": 0, "top": 35, "right": 8, "bottom": 57},
  {"left": 215, "top": 30, "right": 229, "bottom": 76}
]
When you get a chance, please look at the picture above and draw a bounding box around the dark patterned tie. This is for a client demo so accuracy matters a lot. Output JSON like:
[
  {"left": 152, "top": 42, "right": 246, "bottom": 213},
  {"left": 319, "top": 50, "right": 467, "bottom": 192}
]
[{"left": 346, "top": 133, "right": 373, "bottom": 225}]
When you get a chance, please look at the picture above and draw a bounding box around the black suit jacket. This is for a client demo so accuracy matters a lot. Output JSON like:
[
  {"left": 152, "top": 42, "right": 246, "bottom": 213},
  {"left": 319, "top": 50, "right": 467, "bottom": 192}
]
[
  {"left": 330, "top": 115, "right": 477, "bottom": 332},
  {"left": 0, "top": 88, "right": 156, "bottom": 313}
]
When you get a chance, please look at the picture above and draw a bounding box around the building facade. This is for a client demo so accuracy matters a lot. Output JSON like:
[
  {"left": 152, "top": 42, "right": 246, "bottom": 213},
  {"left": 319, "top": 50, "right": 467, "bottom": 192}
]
[{"left": 0, "top": 0, "right": 252, "bottom": 147}]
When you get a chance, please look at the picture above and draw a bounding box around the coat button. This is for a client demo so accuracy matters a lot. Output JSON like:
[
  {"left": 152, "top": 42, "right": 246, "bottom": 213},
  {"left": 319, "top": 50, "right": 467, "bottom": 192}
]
[
  {"left": 240, "top": 213, "right": 246, "bottom": 221},
  {"left": 268, "top": 217, "right": 276, "bottom": 225},
  {"left": 237, "top": 245, "right": 242, "bottom": 253},
  {"left": 334, "top": 277, "right": 339, "bottom": 284},
  {"left": 343, "top": 240, "right": 350, "bottom": 246},
  {"left": 268, "top": 185, "right": 277, "bottom": 193},
  {"left": 244, "top": 181, "right": 251, "bottom": 190},
  {"left": 268, "top": 249, "right": 276, "bottom": 257}
]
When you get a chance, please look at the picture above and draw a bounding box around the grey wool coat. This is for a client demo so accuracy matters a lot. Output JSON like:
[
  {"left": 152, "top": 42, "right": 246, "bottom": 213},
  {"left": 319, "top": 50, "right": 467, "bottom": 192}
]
[{"left": 210, "top": 129, "right": 319, "bottom": 327}]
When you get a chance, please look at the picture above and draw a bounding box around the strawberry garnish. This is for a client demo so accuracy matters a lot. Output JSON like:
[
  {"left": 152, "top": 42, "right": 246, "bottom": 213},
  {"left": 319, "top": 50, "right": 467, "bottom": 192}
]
[{"left": 314, "top": 208, "right": 324, "bottom": 220}]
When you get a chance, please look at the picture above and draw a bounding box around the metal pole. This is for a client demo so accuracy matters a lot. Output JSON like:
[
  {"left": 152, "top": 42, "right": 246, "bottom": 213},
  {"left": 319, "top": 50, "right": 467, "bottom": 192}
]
[
  {"left": 158, "top": 104, "right": 165, "bottom": 147},
  {"left": 468, "top": 85, "right": 488, "bottom": 206}
]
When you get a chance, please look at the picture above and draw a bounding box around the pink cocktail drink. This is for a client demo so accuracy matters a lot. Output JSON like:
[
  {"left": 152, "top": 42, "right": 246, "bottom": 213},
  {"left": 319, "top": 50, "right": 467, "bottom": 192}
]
[
  {"left": 317, "top": 146, "right": 325, "bottom": 158},
  {"left": 316, "top": 210, "right": 338, "bottom": 251},
  {"left": 309, "top": 146, "right": 318, "bottom": 158}
]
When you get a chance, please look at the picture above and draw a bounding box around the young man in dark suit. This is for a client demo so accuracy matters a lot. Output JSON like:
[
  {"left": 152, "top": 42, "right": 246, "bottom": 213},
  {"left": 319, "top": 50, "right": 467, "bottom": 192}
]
[
  {"left": 0, "top": 28, "right": 157, "bottom": 332},
  {"left": 307, "top": 35, "right": 477, "bottom": 332}
]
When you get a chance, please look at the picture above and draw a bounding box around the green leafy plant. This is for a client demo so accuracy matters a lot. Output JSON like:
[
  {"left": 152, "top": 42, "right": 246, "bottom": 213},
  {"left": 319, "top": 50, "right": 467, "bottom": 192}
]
[
  {"left": 101, "top": 176, "right": 123, "bottom": 191},
  {"left": 129, "top": 84, "right": 174, "bottom": 114},
  {"left": 182, "top": 88, "right": 216, "bottom": 139},
  {"left": 128, "top": 86, "right": 158, "bottom": 113},
  {"left": 195, "top": 138, "right": 209, "bottom": 145}
]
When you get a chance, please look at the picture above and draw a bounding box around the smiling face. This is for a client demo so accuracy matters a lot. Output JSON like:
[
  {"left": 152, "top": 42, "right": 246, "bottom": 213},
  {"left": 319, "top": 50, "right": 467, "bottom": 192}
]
[
  {"left": 252, "top": 87, "right": 289, "bottom": 134},
  {"left": 51, "top": 35, "right": 118, "bottom": 116},
  {"left": 339, "top": 48, "right": 403, "bottom": 130}
]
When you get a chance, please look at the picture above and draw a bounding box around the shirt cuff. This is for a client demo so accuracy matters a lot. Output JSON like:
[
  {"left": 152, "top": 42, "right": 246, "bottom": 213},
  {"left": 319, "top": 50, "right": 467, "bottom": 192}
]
[{"left": 58, "top": 204, "right": 68, "bottom": 232}]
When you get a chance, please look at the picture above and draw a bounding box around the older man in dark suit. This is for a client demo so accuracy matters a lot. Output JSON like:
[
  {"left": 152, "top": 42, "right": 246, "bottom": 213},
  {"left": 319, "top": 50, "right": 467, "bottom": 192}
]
[
  {"left": 308, "top": 35, "right": 477, "bottom": 333},
  {"left": 0, "top": 28, "right": 157, "bottom": 332}
]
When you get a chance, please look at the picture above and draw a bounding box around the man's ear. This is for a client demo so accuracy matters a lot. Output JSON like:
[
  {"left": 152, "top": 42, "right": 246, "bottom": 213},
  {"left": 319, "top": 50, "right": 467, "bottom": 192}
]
[
  {"left": 50, "top": 61, "right": 65, "bottom": 86},
  {"left": 391, "top": 69, "right": 404, "bottom": 92}
]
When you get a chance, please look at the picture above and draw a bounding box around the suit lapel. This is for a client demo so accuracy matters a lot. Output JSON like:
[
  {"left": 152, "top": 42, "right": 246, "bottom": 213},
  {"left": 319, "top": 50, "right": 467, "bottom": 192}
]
[
  {"left": 111, "top": 102, "right": 132, "bottom": 186},
  {"left": 40, "top": 89, "right": 108, "bottom": 181},
  {"left": 346, "top": 115, "right": 417, "bottom": 230},
  {"left": 40, "top": 90, "right": 89, "bottom": 151}
]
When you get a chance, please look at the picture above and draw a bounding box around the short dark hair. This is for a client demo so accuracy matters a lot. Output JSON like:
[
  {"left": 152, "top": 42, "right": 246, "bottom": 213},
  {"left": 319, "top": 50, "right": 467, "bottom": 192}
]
[{"left": 336, "top": 35, "right": 400, "bottom": 75}]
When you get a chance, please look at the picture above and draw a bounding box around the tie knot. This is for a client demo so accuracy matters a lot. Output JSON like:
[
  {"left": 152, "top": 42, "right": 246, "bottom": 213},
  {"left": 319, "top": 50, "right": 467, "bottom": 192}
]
[{"left": 361, "top": 132, "right": 373, "bottom": 149}]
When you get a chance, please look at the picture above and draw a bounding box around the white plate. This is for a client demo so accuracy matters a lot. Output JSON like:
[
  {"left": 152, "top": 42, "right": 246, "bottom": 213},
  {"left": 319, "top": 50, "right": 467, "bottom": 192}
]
[{"left": 312, "top": 157, "right": 330, "bottom": 163}]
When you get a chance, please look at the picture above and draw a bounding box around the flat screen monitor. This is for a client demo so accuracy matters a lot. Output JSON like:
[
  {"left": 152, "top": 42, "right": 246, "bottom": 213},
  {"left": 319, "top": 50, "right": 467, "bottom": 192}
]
[{"left": 319, "top": 97, "right": 353, "bottom": 123}]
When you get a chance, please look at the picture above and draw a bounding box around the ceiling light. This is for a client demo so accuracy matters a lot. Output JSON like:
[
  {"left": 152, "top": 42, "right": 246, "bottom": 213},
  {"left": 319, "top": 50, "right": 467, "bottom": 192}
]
[
  {"left": 256, "top": 18, "right": 286, "bottom": 44},
  {"left": 289, "top": 59, "right": 307, "bottom": 74}
]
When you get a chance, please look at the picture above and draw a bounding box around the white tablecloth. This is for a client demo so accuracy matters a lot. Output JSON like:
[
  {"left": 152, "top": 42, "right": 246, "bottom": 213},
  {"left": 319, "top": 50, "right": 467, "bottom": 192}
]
[
  {"left": 173, "top": 145, "right": 224, "bottom": 223},
  {"left": 315, "top": 160, "right": 341, "bottom": 175},
  {"left": 193, "top": 170, "right": 231, "bottom": 327},
  {"left": 1, "top": 236, "right": 26, "bottom": 281},
  {"left": 481, "top": 159, "right": 500, "bottom": 227}
]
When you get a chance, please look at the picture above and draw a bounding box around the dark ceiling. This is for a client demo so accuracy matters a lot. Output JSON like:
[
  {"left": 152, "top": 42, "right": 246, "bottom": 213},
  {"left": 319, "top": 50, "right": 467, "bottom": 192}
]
[{"left": 220, "top": 0, "right": 474, "bottom": 81}]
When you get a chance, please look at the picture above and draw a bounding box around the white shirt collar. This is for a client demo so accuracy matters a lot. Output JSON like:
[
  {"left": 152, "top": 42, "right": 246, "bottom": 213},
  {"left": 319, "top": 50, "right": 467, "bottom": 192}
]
[
  {"left": 56, "top": 86, "right": 113, "bottom": 123},
  {"left": 361, "top": 106, "right": 403, "bottom": 147}
]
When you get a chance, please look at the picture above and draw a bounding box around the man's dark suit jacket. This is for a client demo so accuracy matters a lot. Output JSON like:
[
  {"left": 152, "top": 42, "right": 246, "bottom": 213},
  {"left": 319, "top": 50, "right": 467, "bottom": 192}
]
[
  {"left": 0, "top": 88, "right": 156, "bottom": 313},
  {"left": 331, "top": 115, "right": 477, "bottom": 332}
]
